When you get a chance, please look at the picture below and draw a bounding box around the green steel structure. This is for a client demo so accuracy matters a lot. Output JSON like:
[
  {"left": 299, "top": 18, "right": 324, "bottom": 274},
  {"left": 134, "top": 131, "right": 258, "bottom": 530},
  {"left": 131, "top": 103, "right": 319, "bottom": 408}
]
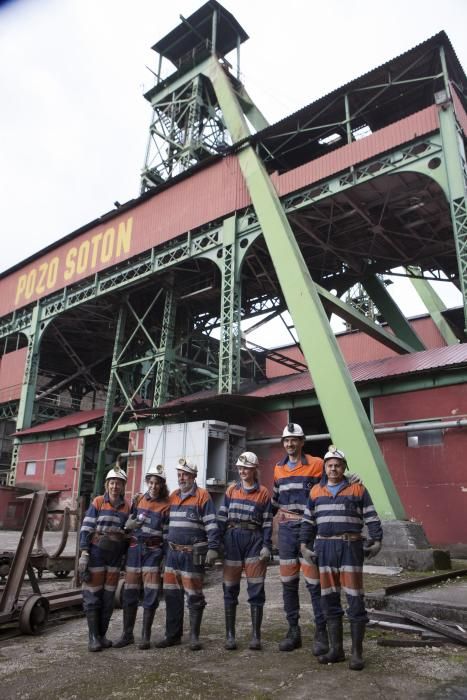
[{"left": 1, "top": 3, "right": 467, "bottom": 514}]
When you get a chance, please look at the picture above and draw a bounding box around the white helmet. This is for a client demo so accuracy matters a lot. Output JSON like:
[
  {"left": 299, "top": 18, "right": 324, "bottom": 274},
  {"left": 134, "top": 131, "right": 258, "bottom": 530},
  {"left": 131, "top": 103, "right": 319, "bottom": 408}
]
[
  {"left": 281, "top": 422, "right": 305, "bottom": 440},
  {"left": 177, "top": 457, "right": 198, "bottom": 475},
  {"left": 105, "top": 465, "right": 127, "bottom": 482},
  {"left": 324, "top": 445, "right": 346, "bottom": 462},
  {"left": 146, "top": 463, "right": 166, "bottom": 481},
  {"left": 236, "top": 451, "right": 259, "bottom": 468}
]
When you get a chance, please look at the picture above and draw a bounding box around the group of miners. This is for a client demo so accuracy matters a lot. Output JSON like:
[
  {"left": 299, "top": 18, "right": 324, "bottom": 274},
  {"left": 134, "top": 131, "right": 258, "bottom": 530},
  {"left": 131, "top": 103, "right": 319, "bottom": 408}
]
[{"left": 78, "top": 422, "right": 383, "bottom": 671}]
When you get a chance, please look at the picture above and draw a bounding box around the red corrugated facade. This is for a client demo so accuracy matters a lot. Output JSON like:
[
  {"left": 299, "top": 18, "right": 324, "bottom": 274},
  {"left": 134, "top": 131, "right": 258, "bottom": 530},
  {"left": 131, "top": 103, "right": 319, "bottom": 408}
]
[
  {"left": 0, "top": 347, "right": 27, "bottom": 403},
  {"left": 1, "top": 105, "right": 439, "bottom": 317},
  {"left": 15, "top": 437, "right": 83, "bottom": 509},
  {"left": 374, "top": 384, "right": 467, "bottom": 546},
  {"left": 266, "top": 316, "right": 447, "bottom": 378}
]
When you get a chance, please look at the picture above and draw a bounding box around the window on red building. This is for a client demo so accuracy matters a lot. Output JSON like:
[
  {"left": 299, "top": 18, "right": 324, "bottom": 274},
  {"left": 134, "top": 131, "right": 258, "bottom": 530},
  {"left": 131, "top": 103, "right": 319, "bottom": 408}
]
[
  {"left": 53, "top": 459, "right": 66, "bottom": 475},
  {"left": 25, "top": 462, "right": 36, "bottom": 476}
]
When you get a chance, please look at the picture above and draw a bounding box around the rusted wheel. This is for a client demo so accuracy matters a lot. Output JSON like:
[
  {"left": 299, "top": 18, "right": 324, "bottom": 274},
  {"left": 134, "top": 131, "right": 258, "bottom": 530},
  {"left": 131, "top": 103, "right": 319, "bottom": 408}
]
[
  {"left": 19, "top": 595, "right": 49, "bottom": 635},
  {"left": 114, "top": 577, "right": 125, "bottom": 609}
]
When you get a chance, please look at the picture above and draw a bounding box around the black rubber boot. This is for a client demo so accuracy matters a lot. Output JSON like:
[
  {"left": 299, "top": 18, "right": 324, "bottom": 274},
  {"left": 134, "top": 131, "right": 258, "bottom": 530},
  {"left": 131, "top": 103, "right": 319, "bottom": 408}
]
[
  {"left": 224, "top": 605, "right": 237, "bottom": 650},
  {"left": 189, "top": 608, "right": 204, "bottom": 651},
  {"left": 139, "top": 608, "right": 156, "bottom": 650},
  {"left": 279, "top": 624, "right": 302, "bottom": 652},
  {"left": 312, "top": 623, "right": 329, "bottom": 656},
  {"left": 349, "top": 621, "right": 365, "bottom": 670},
  {"left": 318, "top": 617, "right": 345, "bottom": 664},
  {"left": 155, "top": 591, "right": 183, "bottom": 648},
  {"left": 100, "top": 594, "right": 115, "bottom": 648},
  {"left": 99, "top": 613, "right": 113, "bottom": 648},
  {"left": 86, "top": 610, "right": 103, "bottom": 652},
  {"left": 249, "top": 606, "right": 263, "bottom": 651},
  {"left": 113, "top": 605, "right": 137, "bottom": 648}
]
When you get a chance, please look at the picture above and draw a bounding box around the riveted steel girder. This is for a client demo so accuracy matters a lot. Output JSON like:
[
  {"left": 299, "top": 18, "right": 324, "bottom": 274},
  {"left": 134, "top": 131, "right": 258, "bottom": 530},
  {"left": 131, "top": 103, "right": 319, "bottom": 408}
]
[{"left": 206, "top": 55, "right": 405, "bottom": 520}]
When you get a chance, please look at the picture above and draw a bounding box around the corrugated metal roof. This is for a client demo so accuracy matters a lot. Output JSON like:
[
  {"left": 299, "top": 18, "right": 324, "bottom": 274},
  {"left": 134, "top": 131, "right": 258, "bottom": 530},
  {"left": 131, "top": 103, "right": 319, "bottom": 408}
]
[
  {"left": 14, "top": 408, "right": 105, "bottom": 437},
  {"left": 247, "top": 344, "right": 467, "bottom": 399}
]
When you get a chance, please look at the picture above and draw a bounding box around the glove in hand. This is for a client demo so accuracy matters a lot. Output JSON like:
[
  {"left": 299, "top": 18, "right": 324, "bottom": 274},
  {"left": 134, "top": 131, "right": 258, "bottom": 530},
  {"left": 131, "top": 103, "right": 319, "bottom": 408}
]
[
  {"left": 78, "top": 551, "right": 89, "bottom": 574},
  {"left": 259, "top": 546, "right": 271, "bottom": 562},
  {"left": 125, "top": 515, "right": 141, "bottom": 531},
  {"left": 205, "top": 549, "right": 218, "bottom": 566},
  {"left": 300, "top": 543, "right": 317, "bottom": 565},
  {"left": 364, "top": 540, "right": 382, "bottom": 559}
]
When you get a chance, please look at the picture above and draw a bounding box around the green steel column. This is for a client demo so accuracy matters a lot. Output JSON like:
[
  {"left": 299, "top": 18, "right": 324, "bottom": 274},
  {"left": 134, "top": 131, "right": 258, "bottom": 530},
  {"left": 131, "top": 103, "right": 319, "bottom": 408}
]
[
  {"left": 153, "top": 282, "right": 176, "bottom": 407},
  {"left": 407, "top": 266, "right": 459, "bottom": 345},
  {"left": 362, "top": 275, "right": 426, "bottom": 350},
  {"left": 208, "top": 57, "right": 405, "bottom": 519},
  {"left": 438, "top": 46, "right": 467, "bottom": 332},
  {"left": 8, "top": 305, "right": 43, "bottom": 486},
  {"left": 219, "top": 215, "right": 242, "bottom": 393},
  {"left": 94, "top": 301, "right": 128, "bottom": 495}
]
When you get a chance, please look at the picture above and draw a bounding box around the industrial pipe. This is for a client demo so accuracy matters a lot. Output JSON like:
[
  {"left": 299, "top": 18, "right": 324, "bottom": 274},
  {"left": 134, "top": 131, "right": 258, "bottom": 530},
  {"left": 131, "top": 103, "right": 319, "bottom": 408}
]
[{"left": 247, "top": 418, "right": 467, "bottom": 446}]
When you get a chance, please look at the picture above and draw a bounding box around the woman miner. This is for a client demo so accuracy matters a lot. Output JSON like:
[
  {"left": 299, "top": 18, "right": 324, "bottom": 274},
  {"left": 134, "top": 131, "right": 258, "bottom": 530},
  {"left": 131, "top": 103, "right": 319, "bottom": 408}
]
[
  {"left": 217, "top": 451, "right": 273, "bottom": 651},
  {"left": 78, "top": 465, "right": 130, "bottom": 652}
]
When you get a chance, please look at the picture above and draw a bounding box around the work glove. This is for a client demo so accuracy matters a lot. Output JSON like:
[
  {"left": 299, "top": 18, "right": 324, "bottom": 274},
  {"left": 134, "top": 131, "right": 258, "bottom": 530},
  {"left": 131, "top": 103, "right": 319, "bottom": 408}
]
[
  {"left": 348, "top": 472, "right": 362, "bottom": 484},
  {"left": 364, "top": 540, "right": 382, "bottom": 559},
  {"left": 205, "top": 549, "right": 218, "bottom": 566},
  {"left": 300, "top": 543, "right": 317, "bottom": 566},
  {"left": 78, "top": 551, "right": 89, "bottom": 575},
  {"left": 259, "top": 546, "right": 271, "bottom": 563},
  {"left": 125, "top": 515, "right": 142, "bottom": 531}
]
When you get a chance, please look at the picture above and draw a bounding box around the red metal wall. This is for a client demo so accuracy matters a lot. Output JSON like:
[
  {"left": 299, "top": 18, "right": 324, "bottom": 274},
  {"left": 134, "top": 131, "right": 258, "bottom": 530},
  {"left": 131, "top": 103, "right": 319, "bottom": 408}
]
[
  {"left": 15, "top": 438, "right": 83, "bottom": 508},
  {"left": 125, "top": 429, "right": 144, "bottom": 500},
  {"left": 266, "top": 316, "right": 446, "bottom": 378},
  {"left": 0, "top": 486, "right": 29, "bottom": 529},
  {"left": 373, "top": 385, "right": 467, "bottom": 546},
  {"left": 1, "top": 106, "right": 439, "bottom": 317},
  {"left": 0, "top": 347, "right": 27, "bottom": 403}
]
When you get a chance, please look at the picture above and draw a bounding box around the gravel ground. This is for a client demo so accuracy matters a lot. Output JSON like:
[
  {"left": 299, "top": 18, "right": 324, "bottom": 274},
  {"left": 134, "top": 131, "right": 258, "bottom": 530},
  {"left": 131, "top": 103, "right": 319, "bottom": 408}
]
[{"left": 1, "top": 562, "right": 467, "bottom": 700}]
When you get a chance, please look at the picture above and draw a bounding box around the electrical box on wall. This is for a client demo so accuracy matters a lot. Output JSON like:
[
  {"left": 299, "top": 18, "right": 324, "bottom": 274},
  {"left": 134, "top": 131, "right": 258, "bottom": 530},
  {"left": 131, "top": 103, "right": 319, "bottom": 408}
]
[{"left": 142, "top": 420, "right": 246, "bottom": 508}]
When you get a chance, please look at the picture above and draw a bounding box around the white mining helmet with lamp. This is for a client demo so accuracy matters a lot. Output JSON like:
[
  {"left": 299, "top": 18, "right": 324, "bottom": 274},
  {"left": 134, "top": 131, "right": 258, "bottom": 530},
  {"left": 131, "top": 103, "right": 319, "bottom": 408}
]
[
  {"left": 177, "top": 458, "right": 198, "bottom": 475},
  {"left": 105, "top": 465, "right": 127, "bottom": 482},
  {"left": 145, "top": 463, "right": 167, "bottom": 481},
  {"left": 281, "top": 422, "right": 305, "bottom": 440},
  {"left": 323, "top": 445, "right": 348, "bottom": 469},
  {"left": 236, "top": 451, "right": 259, "bottom": 468}
]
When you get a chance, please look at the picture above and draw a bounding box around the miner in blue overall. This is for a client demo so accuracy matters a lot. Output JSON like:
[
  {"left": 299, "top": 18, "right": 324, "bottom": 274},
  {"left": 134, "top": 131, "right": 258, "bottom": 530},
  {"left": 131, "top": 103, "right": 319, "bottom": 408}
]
[
  {"left": 78, "top": 465, "right": 130, "bottom": 652},
  {"left": 300, "top": 446, "right": 382, "bottom": 670},
  {"left": 272, "top": 423, "right": 328, "bottom": 655},
  {"left": 218, "top": 451, "right": 273, "bottom": 651},
  {"left": 114, "top": 463, "right": 170, "bottom": 650},
  {"left": 155, "top": 458, "right": 220, "bottom": 651}
]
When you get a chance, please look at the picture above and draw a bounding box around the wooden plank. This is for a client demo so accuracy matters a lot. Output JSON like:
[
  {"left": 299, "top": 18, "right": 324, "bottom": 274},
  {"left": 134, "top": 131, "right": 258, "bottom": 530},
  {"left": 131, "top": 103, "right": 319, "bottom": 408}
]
[
  {"left": 377, "top": 638, "right": 445, "bottom": 648},
  {"left": 382, "top": 568, "right": 467, "bottom": 596},
  {"left": 401, "top": 609, "right": 467, "bottom": 646}
]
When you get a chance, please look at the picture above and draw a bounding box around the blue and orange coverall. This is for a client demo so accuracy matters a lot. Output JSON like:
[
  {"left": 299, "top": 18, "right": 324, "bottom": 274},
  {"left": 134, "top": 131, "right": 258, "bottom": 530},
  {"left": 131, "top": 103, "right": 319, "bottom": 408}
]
[
  {"left": 300, "top": 477, "right": 383, "bottom": 622},
  {"left": 122, "top": 492, "right": 170, "bottom": 610},
  {"left": 162, "top": 484, "right": 220, "bottom": 639},
  {"left": 272, "top": 452, "right": 325, "bottom": 627},
  {"left": 79, "top": 493, "right": 130, "bottom": 614},
  {"left": 218, "top": 481, "right": 273, "bottom": 608}
]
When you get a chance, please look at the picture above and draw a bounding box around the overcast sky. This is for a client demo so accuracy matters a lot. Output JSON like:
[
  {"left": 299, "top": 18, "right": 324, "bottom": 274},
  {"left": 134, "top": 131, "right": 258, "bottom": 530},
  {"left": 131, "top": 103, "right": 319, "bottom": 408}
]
[{"left": 1, "top": 0, "right": 466, "bottom": 329}]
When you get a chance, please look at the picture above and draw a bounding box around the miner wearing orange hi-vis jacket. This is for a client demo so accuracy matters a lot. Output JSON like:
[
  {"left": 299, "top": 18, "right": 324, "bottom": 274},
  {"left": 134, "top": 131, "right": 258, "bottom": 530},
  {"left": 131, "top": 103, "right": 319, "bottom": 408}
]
[
  {"left": 155, "top": 458, "right": 220, "bottom": 652},
  {"left": 217, "top": 451, "right": 273, "bottom": 651},
  {"left": 271, "top": 423, "right": 328, "bottom": 655},
  {"left": 300, "top": 446, "right": 383, "bottom": 671},
  {"left": 78, "top": 465, "right": 131, "bottom": 652}
]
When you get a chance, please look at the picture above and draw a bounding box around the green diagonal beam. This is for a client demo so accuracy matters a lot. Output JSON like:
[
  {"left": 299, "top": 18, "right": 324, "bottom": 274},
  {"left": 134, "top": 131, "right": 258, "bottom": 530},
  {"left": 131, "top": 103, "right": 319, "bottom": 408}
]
[
  {"left": 316, "top": 282, "right": 416, "bottom": 353},
  {"left": 207, "top": 56, "right": 405, "bottom": 520},
  {"left": 407, "top": 266, "right": 459, "bottom": 345},
  {"left": 361, "top": 275, "right": 426, "bottom": 351}
]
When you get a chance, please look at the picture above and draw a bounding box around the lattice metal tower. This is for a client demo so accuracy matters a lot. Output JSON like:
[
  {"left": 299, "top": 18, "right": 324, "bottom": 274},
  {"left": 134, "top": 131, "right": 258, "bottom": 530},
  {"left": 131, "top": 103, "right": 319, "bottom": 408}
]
[{"left": 141, "top": 2, "right": 248, "bottom": 191}]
